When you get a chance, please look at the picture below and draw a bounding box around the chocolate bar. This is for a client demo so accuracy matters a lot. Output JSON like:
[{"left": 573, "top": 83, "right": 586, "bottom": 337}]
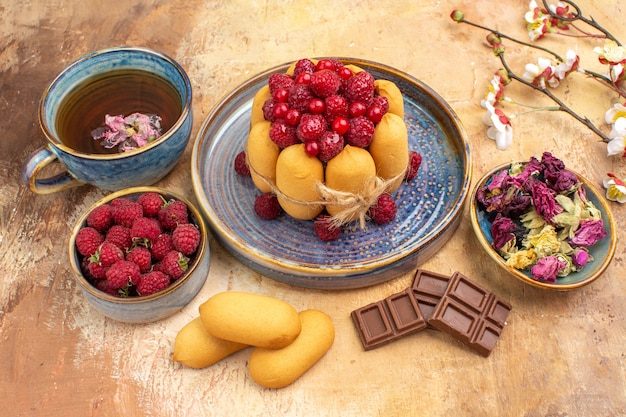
[
  {"left": 410, "top": 269, "right": 453, "bottom": 325},
  {"left": 351, "top": 288, "right": 427, "bottom": 351},
  {"left": 428, "top": 271, "right": 512, "bottom": 357}
]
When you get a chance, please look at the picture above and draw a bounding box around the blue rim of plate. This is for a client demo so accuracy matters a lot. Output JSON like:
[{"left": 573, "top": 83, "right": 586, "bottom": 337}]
[{"left": 191, "top": 58, "right": 471, "bottom": 289}]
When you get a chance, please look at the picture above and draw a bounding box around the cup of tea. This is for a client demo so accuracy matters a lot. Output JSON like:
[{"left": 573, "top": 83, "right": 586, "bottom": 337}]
[{"left": 22, "top": 46, "right": 193, "bottom": 194}]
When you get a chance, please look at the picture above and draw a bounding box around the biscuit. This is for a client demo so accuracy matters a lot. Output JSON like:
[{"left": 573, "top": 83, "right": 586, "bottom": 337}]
[
  {"left": 172, "top": 317, "right": 248, "bottom": 369},
  {"left": 199, "top": 291, "right": 301, "bottom": 350},
  {"left": 246, "top": 121, "right": 279, "bottom": 193},
  {"left": 275, "top": 144, "right": 325, "bottom": 220},
  {"left": 324, "top": 145, "right": 376, "bottom": 220},
  {"left": 248, "top": 309, "right": 335, "bottom": 389},
  {"left": 369, "top": 112, "right": 409, "bottom": 193}
]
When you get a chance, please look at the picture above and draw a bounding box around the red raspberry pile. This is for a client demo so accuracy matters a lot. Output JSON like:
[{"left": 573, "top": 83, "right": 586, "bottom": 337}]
[
  {"left": 75, "top": 191, "right": 202, "bottom": 297},
  {"left": 262, "top": 58, "right": 386, "bottom": 161}
]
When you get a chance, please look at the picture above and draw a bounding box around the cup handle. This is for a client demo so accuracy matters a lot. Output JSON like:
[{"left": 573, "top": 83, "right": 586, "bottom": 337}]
[{"left": 22, "top": 146, "right": 84, "bottom": 194}]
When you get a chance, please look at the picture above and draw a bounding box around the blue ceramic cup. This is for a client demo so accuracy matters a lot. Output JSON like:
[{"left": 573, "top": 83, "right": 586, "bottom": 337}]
[{"left": 22, "top": 47, "right": 193, "bottom": 194}]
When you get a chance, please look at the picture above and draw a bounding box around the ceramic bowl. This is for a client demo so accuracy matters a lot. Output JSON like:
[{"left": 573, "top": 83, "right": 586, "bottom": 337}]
[
  {"left": 68, "top": 186, "right": 210, "bottom": 322},
  {"left": 192, "top": 58, "right": 471, "bottom": 289},
  {"left": 470, "top": 161, "right": 617, "bottom": 291}
]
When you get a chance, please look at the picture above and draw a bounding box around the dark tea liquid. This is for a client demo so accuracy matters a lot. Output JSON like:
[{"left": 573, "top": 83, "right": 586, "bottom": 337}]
[{"left": 56, "top": 69, "right": 182, "bottom": 154}]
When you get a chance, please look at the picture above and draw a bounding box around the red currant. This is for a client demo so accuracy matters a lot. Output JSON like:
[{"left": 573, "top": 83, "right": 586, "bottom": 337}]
[
  {"left": 315, "top": 59, "right": 336, "bottom": 71},
  {"left": 338, "top": 67, "right": 353, "bottom": 80},
  {"left": 273, "top": 88, "right": 289, "bottom": 103},
  {"left": 295, "top": 72, "right": 311, "bottom": 85},
  {"left": 331, "top": 117, "right": 350, "bottom": 135},
  {"left": 307, "top": 98, "right": 326, "bottom": 114},
  {"left": 366, "top": 105, "right": 384, "bottom": 123},
  {"left": 304, "top": 141, "right": 320, "bottom": 157},
  {"left": 349, "top": 102, "right": 367, "bottom": 117},
  {"left": 285, "top": 109, "right": 301, "bottom": 125},
  {"left": 272, "top": 102, "right": 289, "bottom": 119}
]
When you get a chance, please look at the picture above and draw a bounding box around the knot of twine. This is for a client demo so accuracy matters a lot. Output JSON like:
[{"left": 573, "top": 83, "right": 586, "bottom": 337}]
[{"left": 246, "top": 152, "right": 407, "bottom": 230}]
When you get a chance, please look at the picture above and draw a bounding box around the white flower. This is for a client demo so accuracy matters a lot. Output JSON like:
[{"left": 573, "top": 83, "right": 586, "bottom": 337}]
[
  {"left": 523, "top": 57, "right": 554, "bottom": 87},
  {"left": 482, "top": 101, "right": 513, "bottom": 150},
  {"left": 553, "top": 50, "right": 580, "bottom": 82},
  {"left": 525, "top": 1, "right": 548, "bottom": 41},
  {"left": 606, "top": 116, "right": 626, "bottom": 156},
  {"left": 609, "top": 116, "right": 626, "bottom": 139},
  {"left": 594, "top": 41, "right": 626, "bottom": 65},
  {"left": 609, "top": 64, "right": 625, "bottom": 83},
  {"left": 603, "top": 175, "right": 626, "bottom": 203},
  {"left": 480, "top": 74, "right": 504, "bottom": 108},
  {"left": 605, "top": 103, "right": 626, "bottom": 124}
]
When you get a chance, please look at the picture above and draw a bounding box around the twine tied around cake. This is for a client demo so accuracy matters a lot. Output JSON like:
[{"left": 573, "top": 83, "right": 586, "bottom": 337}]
[{"left": 245, "top": 152, "right": 407, "bottom": 230}]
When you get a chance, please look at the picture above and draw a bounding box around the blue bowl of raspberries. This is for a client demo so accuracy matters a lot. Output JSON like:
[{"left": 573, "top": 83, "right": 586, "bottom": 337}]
[{"left": 68, "top": 186, "right": 210, "bottom": 323}]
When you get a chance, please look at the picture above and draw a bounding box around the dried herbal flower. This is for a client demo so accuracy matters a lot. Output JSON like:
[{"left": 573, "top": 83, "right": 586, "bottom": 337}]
[{"left": 91, "top": 112, "right": 163, "bottom": 152}]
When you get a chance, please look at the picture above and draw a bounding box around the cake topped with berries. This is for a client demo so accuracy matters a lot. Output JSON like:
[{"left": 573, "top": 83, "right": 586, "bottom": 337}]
[{"left": 235, "top": 58, "right": 422, "bottom": 241}]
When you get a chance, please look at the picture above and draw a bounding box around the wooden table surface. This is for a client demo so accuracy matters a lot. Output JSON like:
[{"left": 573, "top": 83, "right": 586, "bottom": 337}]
[{"left": 2, "top": 1, "right": 625, "bottom": 416}]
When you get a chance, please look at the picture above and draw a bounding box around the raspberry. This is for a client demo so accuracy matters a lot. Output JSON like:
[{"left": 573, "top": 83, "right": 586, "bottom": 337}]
[
  {"left": 105, "top": 259, "right": 141, "bottom": 289},
  {"left": 150, "top": 233, "right": 174, "bottom": 261},
  {"left": 269, "top": 119, "right": 299, "bottom": 148},
  {"left": 105, "top": 225, "right": 132, "bottom": 251},
  {"left": 171, "top": 223, "right": 201, "bottom": 256},
  {"left": 368, "top": 193, "right": 398, "bottom": 225},
  {"left": 366, "top": 105, "right": 384, "bottom": 123},
  {"left": 314, "top": 215, "right": 341, "bottom": 241},
  {"left": 372, "top": 95, "right": 390, "bottom": 115},
  {"left": 94, "top": 278, "right": 119, "bottom": 296},
  {"left": 296, "top": 114, "right": 327, "bottom": 142},
  {"left": 344, "top": 71, "right": 375, "bottom": 106},
  {"left": 158, "top": 200, "right": 189, "bottom": 231},
  {"left": 234, "top": 151, "right": 250, "bottom": 176},
  {"left": 345, "top": 116, "right": 375, "bottom": 148},
  {"left": 86, "top": 204, "right": 113, "bottom": 232},
  {"left": 111, "top": 201, "right": 143, "bottom": 228},
  {"left": 304, "top": 141, "right": 320, "bottom": 157},
  {"left": 318, "top": 131, "right": 344, "bottom": 163},
  {"left": 126, "top": 246, "right": 152, "bottom": 272},
  {"left": 268, "top": 73, "right": 294, "bottom": 95},
  {"left": 254, "top": 193, "right": 282, "bottom": 220},
  {"left": 130, "top": 216, "right": 162, "bottom": 244},
  {"left": 405, "top": 151, "right": 423, "bottom": 181},
  {"left": 310, "top": 69, "right": 341, "bottom": 98},
  {"left": 75, "top": 227, "right": 104, "bottom": 257},
  {"left": 137, "top": 192, "right": 165, "bottom": 217},
  {"left": 324, "top": 95, "right": 349, "bottom": 124},
  {"left": 288, "top": 84, "right": 315, "bottom": 113},
  {"left": 87, "top": 261, "right": 109, "bottom": 280},
  {"left": 136, "top": 271, "right": 171, "bottom": 296},
  {"left": 90, "top": 241, "right": 124, "bottom": 268},
  {"left": 110, "top": 197, "right": 133, "bottom": 207},
  {"left": 293, "top": 58, "right": 316, "bottom": 78},
  {"left": 315, "top": 58, "right": 340, "bottom": 71},
  {"left": 160, "top": 250, "right": 189, "bottom": 279},
  {"left": 262, "top": 98, "right": 276, "bottom": 122}
]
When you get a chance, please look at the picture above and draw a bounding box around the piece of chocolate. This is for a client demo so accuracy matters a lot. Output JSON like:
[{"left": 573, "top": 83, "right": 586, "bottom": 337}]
[
  {"left": 410, "top": 269, "right": 453, "bottom": 326},
  {"left": 428, "top": 271, "right": 512, "bottom": 357},
  {"left": 351, "top": 288, "right": 427, "bottom": 351}
]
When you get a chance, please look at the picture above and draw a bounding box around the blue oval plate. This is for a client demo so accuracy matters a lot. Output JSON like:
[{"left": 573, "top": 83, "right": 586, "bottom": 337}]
[{"left": 191, "top": 58, "right": 471, "bottom": 289}]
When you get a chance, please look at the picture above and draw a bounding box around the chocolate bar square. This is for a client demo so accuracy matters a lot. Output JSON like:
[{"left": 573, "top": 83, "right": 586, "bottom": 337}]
[
  {"left": 410, "top": 269, "right": 453, "bottom": 325},
  {"left": 428, "top": 272, "right": 512, "bottom": 357},
  {"left": 351, "top": 288, "right": 427, "bottom": 351}
]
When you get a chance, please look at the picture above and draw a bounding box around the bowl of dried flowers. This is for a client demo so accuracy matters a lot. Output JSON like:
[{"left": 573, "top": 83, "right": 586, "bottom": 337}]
[{"left": 470, "top": 152, "right": 616, "bottom": 290}]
